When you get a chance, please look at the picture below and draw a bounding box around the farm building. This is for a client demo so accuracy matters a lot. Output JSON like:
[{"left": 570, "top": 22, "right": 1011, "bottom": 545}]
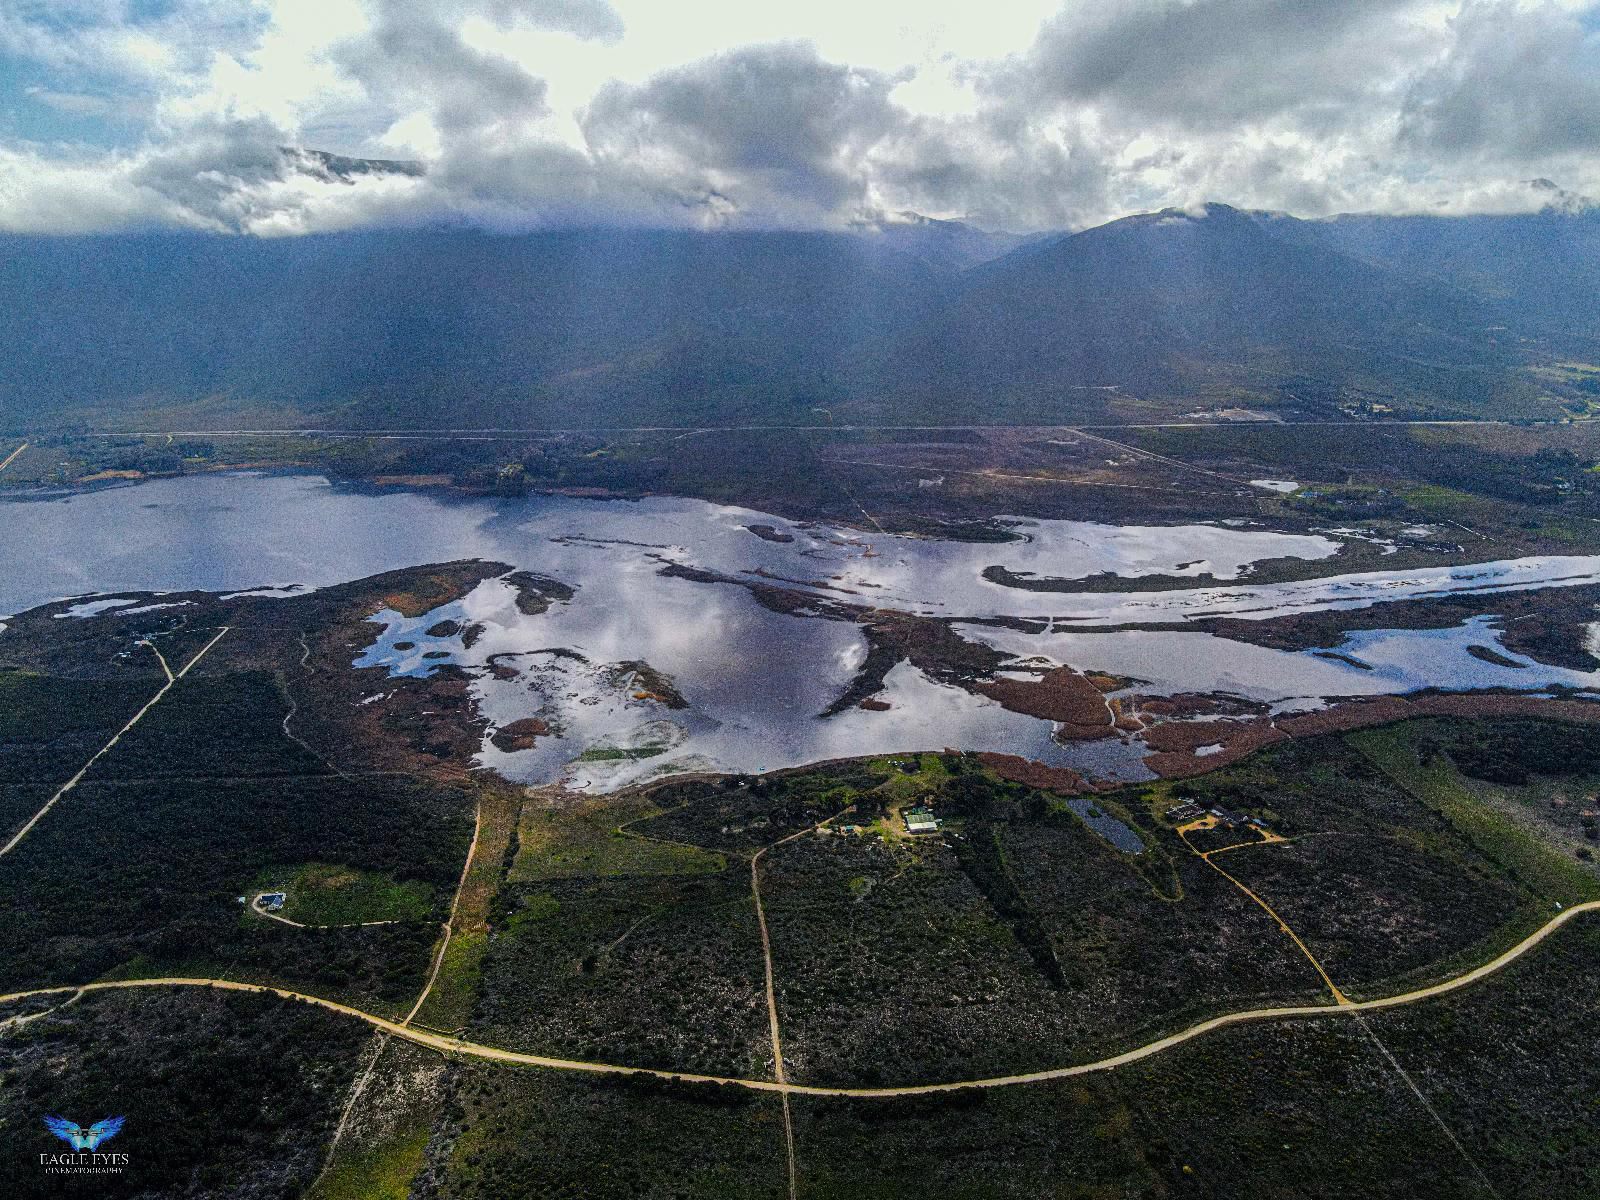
[{"left": 903, "top": 807, "right": 939, "bottom": 835}]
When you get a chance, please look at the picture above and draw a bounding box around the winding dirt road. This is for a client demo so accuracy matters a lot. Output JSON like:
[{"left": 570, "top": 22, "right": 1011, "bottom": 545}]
[
  {"left": 2, "top": 900, "right": 1592, "bottom": 1099},
  {"left": 248, "top": 894, "right": 399, "bottom": 929}
]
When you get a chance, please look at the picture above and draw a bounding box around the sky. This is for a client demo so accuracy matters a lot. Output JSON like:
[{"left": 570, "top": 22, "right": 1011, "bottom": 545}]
[{"left": 0, "top": 0, "right": 1597, "bottom": 235}]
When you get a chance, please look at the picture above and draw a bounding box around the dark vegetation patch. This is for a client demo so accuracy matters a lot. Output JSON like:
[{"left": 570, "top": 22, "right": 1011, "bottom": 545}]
[
  {"left": 1219, "top": 833, "right": 1522, "bottom": 990},
  {"left": 611, "top": 659, "right": 688, "bottom": 709},
  {"left": 503, "top": 571, "right": 575, "bottom": 616},
  {"left": 791, "top": 1085, "right": 1160, "bottom": 1200},
  {"left": 798, "top": 920, "right": 1600, "bottom": 1199},
  {"left": 100, "top": 669, "right": 330, "bottom": 777},
  {"left": 1111, "top": 1016, "right": 1490, "bottom": 1199},
  {"left": 1360, "top": 920, "right": 1600, "bottom": 1199},
  {"left": 1465, "top": 643, "right": 1525, "bottom": 668},
  {"left": 745, "top": 523, "right": 794, "bottom": 543},
  {"left": 1194, "top": 584, "right": 1600, "bottom": 672},
  {"left": 0, "top": 671, "right": 153, "bottom": 796},
  {"left": 0, "top": 772, "right": 469, "bottom": 1007},
  {"left": 1440, "top": 717, "right": 1600, "bottom": 786},
  {"left": 819, "top": 611, "right": 1006, "bottom": 717},
  {"left": 1122, "top": 421, "right": 1600, "bottom": 513},
  {"left": 981, "top": 555, "right": 1344, "bottom": 593},
  {"left": 0, "top": 987, "right": 368, "bottom": 1200},
  {"left": 763, "top": 832, "right": 1068, "bottom": 1087},
  {"left": 472, "top": 871, "right": 768, "bottom": 1077},
  {"left": 1348, "top": 718, "right": 1600, "bottom": 906},
  {"left": 0, "top": 562, "right": 508, "bottom": 799},
  {"left": 423, "top": 1062, "right": 787, "bottom": 1200},
  {"left": 488, "top": 716, "right": 548, "bottom": 752},
  {"left": 1160, "top": 723, "right": 1597, "bottom": 990},
  {"left": 0, "top": 783, "right": 51, "bottom": 841},
  {"left": 970, "top": 665, "right": 1113, "bottom": 737}
]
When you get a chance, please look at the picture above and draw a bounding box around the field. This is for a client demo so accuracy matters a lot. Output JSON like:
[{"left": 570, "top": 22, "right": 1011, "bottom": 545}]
[
  {"left": 256, "top": 863, "right": 436, "bottom": 927},
  {"left": 510, "top": 793, "right": 727, "bottom": 882},
  {"left": 472, "top": 867, "right": 771, "bottom": 1076}
]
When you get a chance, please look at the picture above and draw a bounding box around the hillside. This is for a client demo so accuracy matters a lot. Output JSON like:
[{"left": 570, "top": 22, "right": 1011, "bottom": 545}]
[
  {"left": 860, "top": 203, "right": 1541, "bottom": 422},
  {"left": 2, "top": 203, "right": 1597, "bottom": 432}
]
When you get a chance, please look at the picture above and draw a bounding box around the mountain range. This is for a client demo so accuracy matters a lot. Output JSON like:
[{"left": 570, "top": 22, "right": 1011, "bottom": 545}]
[{"left": 2, "top": 196, "right": 1596, "bottom": 431}]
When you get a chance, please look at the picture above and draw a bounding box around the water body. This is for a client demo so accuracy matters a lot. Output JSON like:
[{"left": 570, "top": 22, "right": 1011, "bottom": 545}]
[
  {"left": 1062, "top": 798, "right": 1146, "bottom": 853},
  {"left": 3, "top": 472, "right": 1598, "bottom": 795},
  {"left": 964, "top": 615, "right": 1600, "bottom": 714}
]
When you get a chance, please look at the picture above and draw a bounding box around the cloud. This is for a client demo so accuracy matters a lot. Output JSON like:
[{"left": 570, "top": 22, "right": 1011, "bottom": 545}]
[
  {"left": 581, "top": 42, "right": 902, "bottom": 220},
  {"left": 0, "top": 0, "right": 1598, "bottom": 235},
  {"left": 1002, "top": 0, "right": 1434, "bottom": 130},
  {"left": 499, "top": 0, "right": 625, "bottom": 44},
  {"left": 24, "top": 85, "right": 117, "bottom": 117},
  {"left": 0, "top": 144, "right": 188, "bottom": 233},
  {"left": 1400, "top": 0, "right": 1600, "bottom": 161},
  {"left": 335, "top": 1, "right": 551, "bottom": 139}
]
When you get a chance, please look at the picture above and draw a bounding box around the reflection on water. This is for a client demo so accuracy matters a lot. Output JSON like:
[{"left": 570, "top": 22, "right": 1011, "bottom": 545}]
[
  {"left": 963, "top": 614, "right": 1600, "bottom": 713},
  {"left": 354, "top": 575, "right": 1156, "bottom": 791},
  {"left": 3, "top": 472, "right": 1598, "bottom": 793}
]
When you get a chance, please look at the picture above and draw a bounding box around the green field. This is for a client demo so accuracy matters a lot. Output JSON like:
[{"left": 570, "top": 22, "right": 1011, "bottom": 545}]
[
  {"left": 510, "top": 795, "right": 727, "bottom": 882},
  {"left": 254, "top": 863, "right": 436, "bottom": 927}
]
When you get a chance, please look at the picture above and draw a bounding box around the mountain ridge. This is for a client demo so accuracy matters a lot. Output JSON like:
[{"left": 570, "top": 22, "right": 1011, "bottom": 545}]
[{"left": 2, "top": 200, "right": 1596, "bottom": 431}]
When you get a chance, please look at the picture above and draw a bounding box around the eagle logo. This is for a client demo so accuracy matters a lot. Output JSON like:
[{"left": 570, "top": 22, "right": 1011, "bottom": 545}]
[{"left": 43, "top": 1115, "right": 125, "bottom": 1151}]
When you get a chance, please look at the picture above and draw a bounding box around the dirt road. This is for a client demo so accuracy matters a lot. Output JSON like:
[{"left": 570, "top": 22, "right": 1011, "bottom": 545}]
[
  {"left": 3, "top": 894, "right": 1590, "bottom": 1100},
  {"left": 0, "top": 628, "right": 230, "bottom": 859}
]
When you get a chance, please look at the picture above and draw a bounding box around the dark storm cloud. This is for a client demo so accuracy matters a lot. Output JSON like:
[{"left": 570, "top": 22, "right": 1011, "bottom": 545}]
[
  {"left": 868, "top": 110, "right": 1115, "bottom": 231},
  {"left": 1400, "top": 1, "right": 1600, "bottom": 161},
  {"left": 1001, "top": 0, "right": 1432, "bottom": 129},
  {"left": 581, "top": 43, "right": 902, "bottom": 215}
]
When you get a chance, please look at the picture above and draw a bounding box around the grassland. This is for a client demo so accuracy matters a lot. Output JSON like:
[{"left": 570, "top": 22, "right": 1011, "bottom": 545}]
[
  {"left": 255, "top": 863, "right": 435, "bottom": 927},
  {"left": 1349, "top": 722, "right": 1600, "bottom": 906},
  {"left": 510, "top": 793, "right": 727, "bottom": 882},
  {"left": 411, "top": 781, "right": 522, "bottom": 1033},
  {"left": 312, "top": 1129, "right": 431, "bottom": 1200},
  {"left": 308, "top": 1040, "right": 446, "bottom": 1200}
]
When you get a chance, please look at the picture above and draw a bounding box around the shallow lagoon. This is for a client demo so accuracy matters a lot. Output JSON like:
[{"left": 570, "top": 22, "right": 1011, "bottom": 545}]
[{"left": 4, "top": 472, "right": 1598, "bottom": 794}]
